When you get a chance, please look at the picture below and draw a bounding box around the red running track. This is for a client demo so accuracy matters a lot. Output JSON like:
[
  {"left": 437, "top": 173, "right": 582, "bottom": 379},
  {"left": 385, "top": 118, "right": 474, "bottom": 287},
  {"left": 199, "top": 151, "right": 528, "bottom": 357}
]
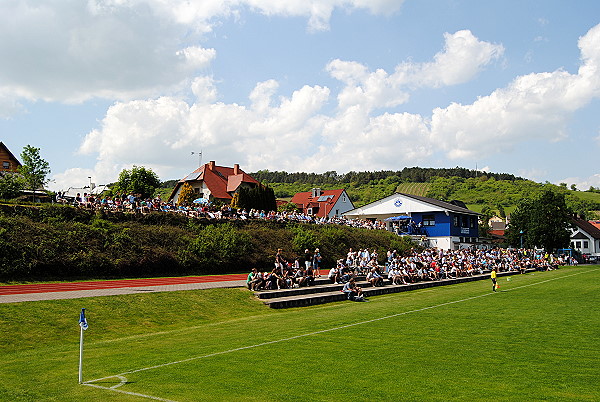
[{"left": 0, "top": 274, "right": 248, "bottom": 296}]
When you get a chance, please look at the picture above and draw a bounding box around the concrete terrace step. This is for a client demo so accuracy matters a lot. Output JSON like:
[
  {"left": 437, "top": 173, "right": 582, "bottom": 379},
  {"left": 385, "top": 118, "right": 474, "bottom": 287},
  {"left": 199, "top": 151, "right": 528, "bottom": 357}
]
[
  {"left": 254, "top": 276, "right": 368, "bottom": 299},
  {"left": 259, "top": 269, "right": 533, "bottom": 309}
]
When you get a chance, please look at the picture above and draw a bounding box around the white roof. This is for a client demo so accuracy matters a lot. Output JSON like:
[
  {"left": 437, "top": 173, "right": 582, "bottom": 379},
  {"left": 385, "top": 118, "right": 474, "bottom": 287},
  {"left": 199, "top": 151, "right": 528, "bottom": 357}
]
[{"left": 343, "top": 193, "right": 478, "bottom": 219}]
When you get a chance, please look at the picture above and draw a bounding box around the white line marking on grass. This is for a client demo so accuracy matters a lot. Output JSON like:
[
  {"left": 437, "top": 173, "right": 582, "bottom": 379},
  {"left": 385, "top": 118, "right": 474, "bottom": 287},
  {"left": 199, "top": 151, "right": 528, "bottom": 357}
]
[
  {"left": 110, "top": 375, "right": 128, "bottom": 389},
  {"left": 84, "top": 268, "right": 597, "bottom": 399},
  {"left": 83, "top": 382, "right": 176, "bottom": 402}
]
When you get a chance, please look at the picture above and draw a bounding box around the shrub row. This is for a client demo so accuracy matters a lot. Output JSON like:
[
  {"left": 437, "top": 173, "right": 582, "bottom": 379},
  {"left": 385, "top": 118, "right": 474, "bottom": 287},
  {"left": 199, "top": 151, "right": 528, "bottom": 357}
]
[{"left": 0, "top": 205, "right": 417, "bottom": 280}]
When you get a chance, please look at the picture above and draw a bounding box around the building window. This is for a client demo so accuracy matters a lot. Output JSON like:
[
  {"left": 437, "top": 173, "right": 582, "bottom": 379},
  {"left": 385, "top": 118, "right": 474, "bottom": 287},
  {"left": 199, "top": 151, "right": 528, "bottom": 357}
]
[
  {"left": 470, "top": 217, "right": 475, "bottom": 228},
  {"left": 423, "top": 215, "right": 435, "bottom": 226},
  {"left": 2, "top": 161, "right": 9, "bottom": 169},
  {"left": 461, "top": 216, "right": 468, "bottom": 227},
  {"left": 575, "top": 241, "right": 581, "bottom": 249},
  {"left": 453, "top": 216, "right": 459, "bottom": 227},
  {"left": 342, "top": 194, "right": 346, "bottom": 202},
  {"left": 583, "top": 241, "right": 589, "bottom": 248}
]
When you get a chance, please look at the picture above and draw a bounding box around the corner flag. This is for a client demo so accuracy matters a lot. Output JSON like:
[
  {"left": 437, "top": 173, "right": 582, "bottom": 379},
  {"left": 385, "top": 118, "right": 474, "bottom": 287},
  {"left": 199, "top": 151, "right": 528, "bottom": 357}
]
[
  {"left": 79, "top": 308, "right": 88, "bottom": 330},
  {"left": 78, "top": 308, "right": 88, "bottom": 383}
]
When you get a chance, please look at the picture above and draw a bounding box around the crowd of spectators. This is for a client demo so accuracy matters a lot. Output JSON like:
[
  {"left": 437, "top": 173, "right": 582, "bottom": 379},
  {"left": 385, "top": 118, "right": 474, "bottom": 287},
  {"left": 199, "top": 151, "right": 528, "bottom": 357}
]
[
  {"left": 55, "top": 191, "right": 388, "bottom": 230},
  {"left": 246, "top": 248, "right": 324, "bottom": 291},
  {"left": 249, "top": 246, "right": 570, "bottom": 294}
]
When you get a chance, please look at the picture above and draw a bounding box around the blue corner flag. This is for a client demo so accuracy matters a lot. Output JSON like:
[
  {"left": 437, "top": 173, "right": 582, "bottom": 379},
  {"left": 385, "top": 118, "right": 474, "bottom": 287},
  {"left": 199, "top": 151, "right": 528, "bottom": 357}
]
[{"left": 79, "top": 308, "right": 88, "bottom": 330}]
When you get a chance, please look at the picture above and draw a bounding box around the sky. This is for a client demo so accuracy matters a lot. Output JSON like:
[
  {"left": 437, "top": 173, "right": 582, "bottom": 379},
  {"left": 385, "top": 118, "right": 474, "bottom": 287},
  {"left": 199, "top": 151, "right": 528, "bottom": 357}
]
[{"left": 1, "top": 0, "right": 600, "bottom": 192}]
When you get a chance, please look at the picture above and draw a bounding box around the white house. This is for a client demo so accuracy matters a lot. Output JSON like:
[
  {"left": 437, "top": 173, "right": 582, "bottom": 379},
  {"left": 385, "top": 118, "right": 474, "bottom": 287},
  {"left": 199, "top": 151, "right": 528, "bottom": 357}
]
[
  {"left": 570, "top": 217, "right": 600, "bottom": 258},
  {"left": 343, "top": 193, "right": 481, "bottom": 250}
]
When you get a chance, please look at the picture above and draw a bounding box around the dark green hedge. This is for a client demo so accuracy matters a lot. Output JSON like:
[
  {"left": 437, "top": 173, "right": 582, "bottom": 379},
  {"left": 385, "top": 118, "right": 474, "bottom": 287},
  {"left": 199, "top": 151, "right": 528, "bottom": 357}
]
[{"left": 0, "top": 204, "right": 417, "bottom": 280}]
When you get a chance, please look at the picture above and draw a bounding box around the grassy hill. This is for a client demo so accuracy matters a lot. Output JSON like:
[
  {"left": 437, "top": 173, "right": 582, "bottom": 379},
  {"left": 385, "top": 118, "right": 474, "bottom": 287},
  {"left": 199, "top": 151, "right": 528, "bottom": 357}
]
[{"left": 396, "top": 182, "right": 431, "bottom": 197}]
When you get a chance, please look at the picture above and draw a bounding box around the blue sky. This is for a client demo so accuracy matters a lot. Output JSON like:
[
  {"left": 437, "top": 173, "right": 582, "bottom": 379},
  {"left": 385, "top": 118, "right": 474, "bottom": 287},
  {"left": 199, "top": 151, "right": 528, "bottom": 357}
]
[{"left": 1, "top": 0, "right": 600, "bottom": 191}]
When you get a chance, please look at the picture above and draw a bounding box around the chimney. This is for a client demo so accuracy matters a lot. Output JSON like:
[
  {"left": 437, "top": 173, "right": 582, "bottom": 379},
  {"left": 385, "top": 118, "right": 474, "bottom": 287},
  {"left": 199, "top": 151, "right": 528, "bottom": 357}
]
[
  {"left": 312, "top": 188, "right": 321, "bottom": 198},
  {"left": 233, "top": 164, "right": 239, "bottom": 175},
  {"left": 208, "top": 161, "right": 215, "bottom": 170}
]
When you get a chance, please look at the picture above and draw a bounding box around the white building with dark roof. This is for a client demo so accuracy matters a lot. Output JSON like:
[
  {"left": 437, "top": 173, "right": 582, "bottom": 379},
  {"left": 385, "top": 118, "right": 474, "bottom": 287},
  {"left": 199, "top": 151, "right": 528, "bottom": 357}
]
[{"left": 343, "top": 193, "right": 481, "bottom": 250}]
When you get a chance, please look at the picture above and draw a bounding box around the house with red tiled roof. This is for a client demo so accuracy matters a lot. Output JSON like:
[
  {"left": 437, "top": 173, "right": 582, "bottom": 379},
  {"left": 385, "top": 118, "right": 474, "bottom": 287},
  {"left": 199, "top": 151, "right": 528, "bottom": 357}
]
[
  {"left": 291, "top": 188, "right": 354, "bottom": 218},
  {"left": 0, "top": 141, "right": 21, "bottom": 172},
  {"left": 570, "top": 216, "right": 600, "bottom": 258},
  {"left": 168, "top": 161, "right": 259, "bottom": 204},
  {"left": 590, "top": 220, "right": 600, "bottom": 231}
]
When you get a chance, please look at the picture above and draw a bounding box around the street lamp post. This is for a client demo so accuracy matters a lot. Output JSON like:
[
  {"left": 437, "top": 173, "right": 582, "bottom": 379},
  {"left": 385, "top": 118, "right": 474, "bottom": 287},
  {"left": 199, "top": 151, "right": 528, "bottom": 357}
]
[{"left": 520, "top": 230, "right": 524, "bottom": 249}]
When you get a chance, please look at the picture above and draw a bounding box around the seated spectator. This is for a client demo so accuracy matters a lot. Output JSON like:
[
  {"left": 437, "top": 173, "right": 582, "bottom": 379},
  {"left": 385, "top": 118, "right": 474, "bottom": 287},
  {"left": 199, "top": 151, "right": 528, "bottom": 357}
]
[
  {"left": 366, "top": 268, "right": 384, "bottom": 287},
  {"left": 247, "top": 268, "right": 263, "bottom": 291},
  {"left": 328, "top": 265, "right": 340, "bottom": 284},
  {"left": 305, "top": 265, "right": 315, "bottom": 286},
  {"left": 342, "top": 278, "right": 364, "bottom": 301},
  {"left": 294, "top": 267, "right": 308, "bottom": 287}
]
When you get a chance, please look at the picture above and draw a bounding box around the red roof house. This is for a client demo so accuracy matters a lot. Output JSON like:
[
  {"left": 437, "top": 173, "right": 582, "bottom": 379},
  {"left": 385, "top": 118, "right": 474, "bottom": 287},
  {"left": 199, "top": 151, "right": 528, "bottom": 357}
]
[
  {"left": 291, "top": 188, "right": 354, "bottom": 218},
  {"left": 169, "top": 161, "right": 259, "bottom": 204}
]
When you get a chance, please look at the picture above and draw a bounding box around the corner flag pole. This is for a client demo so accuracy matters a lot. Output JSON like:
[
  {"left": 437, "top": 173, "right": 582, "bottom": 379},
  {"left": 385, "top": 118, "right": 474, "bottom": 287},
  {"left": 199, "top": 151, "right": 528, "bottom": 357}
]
[{"left": 78, "top": 308, "right": 88, "bottom": 384}]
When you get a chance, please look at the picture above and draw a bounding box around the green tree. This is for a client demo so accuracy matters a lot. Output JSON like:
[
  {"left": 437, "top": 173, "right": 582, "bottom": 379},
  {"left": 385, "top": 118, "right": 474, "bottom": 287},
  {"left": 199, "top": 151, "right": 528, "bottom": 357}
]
[
  {"left": 507, "top": 190, "right": 573, "bottom": 251},
  {"left": 0, "top": 171, "right": 25, "bottom": 199},
  {"left": 19, "top": 145, "right": 51, "bottom": 198},
  {"left": 112, "top": 166, "right": 161, "bottom": 199},
  {"left": 479, "top": 205, "right": 494, "bottom": 237},
  {"left": 234, "top": 184, "right": 277, "bottom": 211}
]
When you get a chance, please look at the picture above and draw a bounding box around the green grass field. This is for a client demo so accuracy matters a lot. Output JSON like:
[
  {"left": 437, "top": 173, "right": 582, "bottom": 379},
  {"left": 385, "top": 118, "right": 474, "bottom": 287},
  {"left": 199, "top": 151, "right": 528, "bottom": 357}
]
[
  {"left": 1, "top": 266, "right": 599, "bottom": 401},
  {"left": 396, "top": 182, "right": 431, "bottom": 197}
]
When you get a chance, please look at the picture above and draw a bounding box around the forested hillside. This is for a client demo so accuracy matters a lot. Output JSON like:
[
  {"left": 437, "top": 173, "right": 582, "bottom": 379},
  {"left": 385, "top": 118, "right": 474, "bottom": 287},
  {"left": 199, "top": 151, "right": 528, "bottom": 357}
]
[{"left": 249, "top": 167, "right": 600, "bottom": 219}]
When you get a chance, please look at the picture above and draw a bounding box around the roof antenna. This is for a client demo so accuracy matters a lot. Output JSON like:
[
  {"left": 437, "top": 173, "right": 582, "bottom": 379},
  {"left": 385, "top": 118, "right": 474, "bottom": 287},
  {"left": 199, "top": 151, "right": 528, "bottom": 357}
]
[{"left": 191, "top": 151, "right": 202, "bottom": 168}]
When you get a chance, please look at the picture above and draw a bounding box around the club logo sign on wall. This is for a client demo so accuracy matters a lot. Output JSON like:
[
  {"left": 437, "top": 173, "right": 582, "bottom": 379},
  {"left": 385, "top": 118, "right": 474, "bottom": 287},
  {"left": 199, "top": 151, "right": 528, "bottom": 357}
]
[{"left": 394, "top": 198, "right": 403, "bottom": 207}]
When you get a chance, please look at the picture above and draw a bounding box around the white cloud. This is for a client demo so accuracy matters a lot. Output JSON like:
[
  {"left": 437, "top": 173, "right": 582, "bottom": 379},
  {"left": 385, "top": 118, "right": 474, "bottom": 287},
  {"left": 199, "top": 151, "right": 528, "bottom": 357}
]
[
  {"left": 396, "top": 30, "right": 504, "bottom": 88},
  {"left": 63, "top": 79, "right": 330, "bottom": 189},
  {"left": 430, "top": 23, "right": 600, "bottom": 160},
  {"left": 245, "top": 0, "right": 405, "bottom": 31},
  {"left": 0, "top": 0, "right": 407, "bottom": 118},
  {"left": 558, "top": 174, "right": 600, "bottom": 191},
  {"left": 0, "top": 0, "right": 216, "bottom": 108},
  {"left": 326, "top": 30, "right": 503, "bottom": 111}
]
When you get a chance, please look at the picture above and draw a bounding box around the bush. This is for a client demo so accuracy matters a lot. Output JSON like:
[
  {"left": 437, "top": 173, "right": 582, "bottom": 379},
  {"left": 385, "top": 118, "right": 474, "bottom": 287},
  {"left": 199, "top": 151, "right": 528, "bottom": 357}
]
[
  {"left": 0, "top": 205, "right": 419, "bottom": 280},
  {"left": 185, "top": 223, "right": 253, "bottom": 274}
]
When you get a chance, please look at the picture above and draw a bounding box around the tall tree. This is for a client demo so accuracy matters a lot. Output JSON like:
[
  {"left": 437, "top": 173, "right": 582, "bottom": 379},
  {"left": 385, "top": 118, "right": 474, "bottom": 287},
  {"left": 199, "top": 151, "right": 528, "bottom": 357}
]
[
  {"left": 112, "top": 166, "right": 161, "bottom": 199},
  {"left": 507, "top": 190, "right": 573, "bottom": 252},
  {"left": 19, "top": 145, "right": 51, "bottom": 200}
]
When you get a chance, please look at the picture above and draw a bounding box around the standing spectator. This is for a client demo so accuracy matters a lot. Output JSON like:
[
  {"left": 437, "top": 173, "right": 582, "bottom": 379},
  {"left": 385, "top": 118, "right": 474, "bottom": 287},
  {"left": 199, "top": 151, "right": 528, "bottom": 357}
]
[
  {"left": 312, "top": 248, "right": 322, "bottom": 278},
  {"left": 303, "top": 249, "right": 312, "bottom": 270},
  {"left": 275, "top": 249, "right": 287, "bottom": 270}
]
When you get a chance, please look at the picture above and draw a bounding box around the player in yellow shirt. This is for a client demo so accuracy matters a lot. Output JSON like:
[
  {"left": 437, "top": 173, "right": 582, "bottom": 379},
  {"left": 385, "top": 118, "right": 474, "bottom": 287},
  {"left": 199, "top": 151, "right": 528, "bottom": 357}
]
[{"left": 491, "top": 268, "right": 498, "bottom": 292}]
